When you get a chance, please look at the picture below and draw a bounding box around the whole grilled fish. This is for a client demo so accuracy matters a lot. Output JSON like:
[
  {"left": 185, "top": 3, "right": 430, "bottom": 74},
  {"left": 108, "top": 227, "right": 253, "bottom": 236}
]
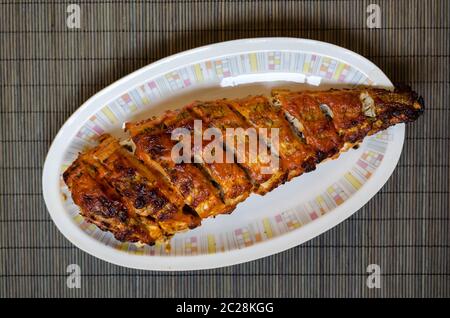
[{"left": 63, "top": 86, "right": 424, "bottom": 245}]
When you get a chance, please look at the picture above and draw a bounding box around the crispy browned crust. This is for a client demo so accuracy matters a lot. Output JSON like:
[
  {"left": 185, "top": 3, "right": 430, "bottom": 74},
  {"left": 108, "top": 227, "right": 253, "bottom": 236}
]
[
  {"left": 84, "top": 135, "right": 201, "bottom": 234},
  {"left": 64, "top": 86, "right": 424, "bottom": 245},
  {"left": 125, "top": 112, "right": 228, "bottom": 218},
  {"left": 272, "top": 85, "right": 424, "bottom": 160},
  {"left": 64, "top": 135, "right": 201, "bottom": 241},
  {"left": 63, "top": 158, "right": 164, "bottom": 244},
  {"left": 230, "top": 95, "right": 318, "bottom": 181},
  {"left": 187, "top": 99, "right": 285, "bottom": 194},
  {"left": 272, "top": 89, "right": 344, "bottom": 160},
  {"left": 163, "top": 109, "right": 253, "bottom": 209},
  {"left": 366, "top": 86, "right": 425, "bottom": 132}
]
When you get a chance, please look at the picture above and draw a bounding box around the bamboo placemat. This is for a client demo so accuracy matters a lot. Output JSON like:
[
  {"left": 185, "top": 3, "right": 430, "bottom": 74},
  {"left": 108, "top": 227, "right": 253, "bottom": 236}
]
[{"left": 0, "top": 0, "right": 448, "bottom": 297}]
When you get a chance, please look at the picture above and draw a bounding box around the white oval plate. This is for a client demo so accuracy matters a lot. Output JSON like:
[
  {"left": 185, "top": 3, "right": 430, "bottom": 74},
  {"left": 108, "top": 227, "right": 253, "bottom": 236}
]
[{"left": 43, "top": 38, "right": 403, "bottom": 270}]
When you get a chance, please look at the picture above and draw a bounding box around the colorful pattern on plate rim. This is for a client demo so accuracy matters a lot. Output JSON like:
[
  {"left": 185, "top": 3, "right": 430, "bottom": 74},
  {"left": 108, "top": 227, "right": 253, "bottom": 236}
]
[{"left": 60, "top": 51, "right": 386, "bottom": 256}]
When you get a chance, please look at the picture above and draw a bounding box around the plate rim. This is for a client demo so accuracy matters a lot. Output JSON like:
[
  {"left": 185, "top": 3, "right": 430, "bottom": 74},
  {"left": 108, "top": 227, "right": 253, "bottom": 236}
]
[{"left": 42, "top": 37, "right": 403, "bottom": 270}]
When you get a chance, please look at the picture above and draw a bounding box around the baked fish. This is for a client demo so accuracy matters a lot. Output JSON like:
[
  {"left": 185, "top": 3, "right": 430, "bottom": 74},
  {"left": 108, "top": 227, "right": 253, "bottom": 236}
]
[{"left": 63, "top": 86, "right": 424, "bottom": 244}]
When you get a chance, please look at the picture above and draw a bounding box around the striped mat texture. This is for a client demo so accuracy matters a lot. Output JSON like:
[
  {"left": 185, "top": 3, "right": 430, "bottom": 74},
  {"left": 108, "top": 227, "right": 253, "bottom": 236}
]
[{"left": 0, "top": 0, "right": 449, "bottom": 297}]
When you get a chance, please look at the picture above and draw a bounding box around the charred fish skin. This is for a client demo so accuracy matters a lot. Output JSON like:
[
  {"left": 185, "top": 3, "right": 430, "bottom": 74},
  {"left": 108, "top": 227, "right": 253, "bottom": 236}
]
[
  {"left": 272, "top": 89, "right": 345, "bottom": 160},
  {"left": 162, "top": 109, "right": 254, "bottom": 209},
  {"left": 228, "top": 95, "right": 317, "bottom": 181},
  {"left": 365, "top": 85, "right": 425, "bottom": 132},
  {"left": 187, "top": 99, "right": 285, "bottom": 194},
  {"left": 64, "top": 86, "right": 424, "bottom": 245},
  {"left": 63, "top": 158, "right": 165, "bottom": 245},
  {"left": 272, "top": 85, "right": 424, "bottom": 154},
  {"left": 125, "top": 112, "right": 228, "bottom": 219},
  {"left": 83, "top": 134, "right": 201, "bottom": 234}
]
